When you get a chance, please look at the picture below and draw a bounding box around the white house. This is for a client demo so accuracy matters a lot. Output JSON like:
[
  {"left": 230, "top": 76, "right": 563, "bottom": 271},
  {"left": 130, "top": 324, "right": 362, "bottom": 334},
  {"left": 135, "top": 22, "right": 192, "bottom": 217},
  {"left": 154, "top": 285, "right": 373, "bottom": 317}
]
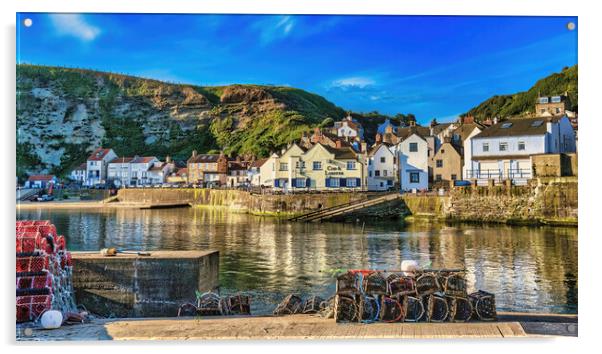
[
  {"left": 461, "top": 125, "right": 484, "bottom": 179},
  {"left": 397, "top": 133, "right": 429, "bottom": 192},
  {"left": 367, "top": 144, "right": 396, "bottom": 191},
  {"left": 335, "top": 115, "right": 365, "bottom": 140},
  {"left": 86, "top": 148, "right": 117, "bottom": 186},
  {"left": 248, "top": 158, "right": 268, "bottom": 186},
  {"left": 107, "top": 157, "right": 134, "bottom": 186},
  {"left": 69, "top": 163, "right": 87, "bottom": 184},
  {"left": 465, "top": 116, "right": 576, "bottom": 184},
  {"left": 147, "top": 161, "right": 174, "bottom": 185},
  {"left": 130, "top": 156, "right": 160, "bottom": 186}
]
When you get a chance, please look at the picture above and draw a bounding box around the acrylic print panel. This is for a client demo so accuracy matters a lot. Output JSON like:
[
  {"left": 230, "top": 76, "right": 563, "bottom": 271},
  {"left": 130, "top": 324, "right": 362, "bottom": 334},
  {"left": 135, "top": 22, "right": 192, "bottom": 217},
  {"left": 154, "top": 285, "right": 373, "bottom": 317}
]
[{"left": 15, "top": 13, "right": 578, "bottom": 340}]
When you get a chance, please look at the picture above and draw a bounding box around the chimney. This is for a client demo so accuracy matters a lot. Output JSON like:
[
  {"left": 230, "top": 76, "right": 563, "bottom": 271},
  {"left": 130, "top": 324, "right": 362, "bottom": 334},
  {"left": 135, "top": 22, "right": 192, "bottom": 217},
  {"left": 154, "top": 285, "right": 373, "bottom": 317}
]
[
  {"left": 385, "top": 125, "right": 393, "bottom": 134},
  {"left": 335, "top": 140, "right": 342, "bottom": 149},
  {"left": 165, "top": 155, "right": 172, "bottom": 163},
  {"left": 361, "top": 142, "right": 367, "bottom": 153},
  {"left": 375, "top": 133, "right": 382, "bottom": 144},
  {"left": 192, "top": 150, "right": 197, "bottom": 158},
  {"left": 409, "top": 120, "right": 416, "bottom": 127}
]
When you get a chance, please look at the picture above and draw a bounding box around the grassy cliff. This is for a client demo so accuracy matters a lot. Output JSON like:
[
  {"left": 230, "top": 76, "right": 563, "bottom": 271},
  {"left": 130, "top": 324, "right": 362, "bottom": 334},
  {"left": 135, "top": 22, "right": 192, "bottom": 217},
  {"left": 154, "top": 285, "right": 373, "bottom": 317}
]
[
  {"left": 16, "top": 65, "right": 345, "bottom": 179},
  {"left": 462, "top": 65, "right": 578, "bottom": 121}
]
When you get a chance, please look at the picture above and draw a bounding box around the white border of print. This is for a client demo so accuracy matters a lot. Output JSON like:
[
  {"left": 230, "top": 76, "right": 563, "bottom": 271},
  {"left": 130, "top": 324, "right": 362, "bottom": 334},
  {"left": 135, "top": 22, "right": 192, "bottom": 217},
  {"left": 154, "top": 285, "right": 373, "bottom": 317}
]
[{"left": 2, "top": 0, "right": 601, "bottom": 353}]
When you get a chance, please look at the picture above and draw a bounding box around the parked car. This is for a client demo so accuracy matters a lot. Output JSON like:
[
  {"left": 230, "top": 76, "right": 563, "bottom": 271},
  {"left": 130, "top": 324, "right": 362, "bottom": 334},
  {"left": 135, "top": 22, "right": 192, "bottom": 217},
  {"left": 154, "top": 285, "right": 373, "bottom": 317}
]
[{"left": 36, "top": 194, "right": 54, "bottom": 202}]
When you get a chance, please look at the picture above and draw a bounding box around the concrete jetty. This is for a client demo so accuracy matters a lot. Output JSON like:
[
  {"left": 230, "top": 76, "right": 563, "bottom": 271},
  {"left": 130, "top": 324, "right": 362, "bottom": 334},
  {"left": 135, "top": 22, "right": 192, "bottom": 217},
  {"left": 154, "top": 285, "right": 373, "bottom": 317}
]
[
  {"left": 71, "top": 250, "right": 219, "bottom": 318},
  {"left": 16, "top": 312, "right": 577, "bottom": 341}
]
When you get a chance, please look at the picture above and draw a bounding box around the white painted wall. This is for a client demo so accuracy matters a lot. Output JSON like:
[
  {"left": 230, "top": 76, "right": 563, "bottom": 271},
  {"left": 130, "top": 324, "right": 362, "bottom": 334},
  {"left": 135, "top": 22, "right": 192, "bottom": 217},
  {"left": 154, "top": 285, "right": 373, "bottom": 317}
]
[
  {"left": 367, "top": 145, "right": 395, "bottom": 191},
  {"left": 397, "top": 134, "right": 428, "bottom": 191}
]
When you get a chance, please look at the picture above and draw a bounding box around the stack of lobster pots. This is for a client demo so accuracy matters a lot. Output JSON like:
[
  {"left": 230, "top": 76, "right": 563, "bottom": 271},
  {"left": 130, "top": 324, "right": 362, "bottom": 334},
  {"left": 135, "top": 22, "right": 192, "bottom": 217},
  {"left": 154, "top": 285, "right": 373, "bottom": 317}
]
[
  {"left": 334, "top": 269, "right": 496, "bottom": 323},
  {"left": 16, "top": 220, "right": 77, "bottom": 323}
]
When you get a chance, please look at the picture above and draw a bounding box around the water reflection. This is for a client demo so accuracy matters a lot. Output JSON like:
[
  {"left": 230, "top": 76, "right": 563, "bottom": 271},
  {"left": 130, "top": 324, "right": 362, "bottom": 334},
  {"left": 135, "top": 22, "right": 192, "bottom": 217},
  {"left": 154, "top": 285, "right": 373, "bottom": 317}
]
[{"left": 17, "top": 207, "right": 578, "bottom": 315}]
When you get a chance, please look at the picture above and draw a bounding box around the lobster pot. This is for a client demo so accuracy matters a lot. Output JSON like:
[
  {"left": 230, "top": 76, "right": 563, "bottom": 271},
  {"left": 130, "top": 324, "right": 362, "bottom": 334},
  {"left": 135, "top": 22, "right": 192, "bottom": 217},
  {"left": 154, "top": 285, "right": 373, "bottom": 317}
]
[
  {"left": 415, "top": 272, "right": 441, "bottom": 296},
  {"left": 358, "top": 295, "right": 380, "bottom": 322},
  {"left": 197, "top": 292, "right": 222, "bottom": 316},
  {"left": 442, "top": 273, "right": 468, "bottom": 297},
  {"left": 425, "top": 294, "right": 449, "bottom": 322},
  {"left": 177, "top": 303, "right": 198, "bottom": 317},
  {"left": 273, "top": 294, "right": 303, "bottom": 316},
  {"left": 447, "top": 296, "right": 473, "bottom": 322},
  {"left": 401, "top": 295, "right": 425, "bottom": 322},
  {"left": 334, "top": 294, "right": 359, "bottom": 323},
  {"left": 387, "top": 273, "right": 417, "bottom": 296},
  {"left": 336, "top": 271, "right": 359, "bottom": 295},
  {"left": 301, "top": 295, "right": 325, "bottom": 314},
  {"left": 16, "top": 295, "right": 53, "bottom": 323},
  {"left": 363, "top": 271, "right": 388, "bottom": 295},
  {"left": 469, "top": 290, "right": 497, "bottom": 321},
  {"left": 379, "top": 296, "right": 404, "bottom": 323},
  {"left": 226, "top": 294, "right": 251, "bottom": 315}
]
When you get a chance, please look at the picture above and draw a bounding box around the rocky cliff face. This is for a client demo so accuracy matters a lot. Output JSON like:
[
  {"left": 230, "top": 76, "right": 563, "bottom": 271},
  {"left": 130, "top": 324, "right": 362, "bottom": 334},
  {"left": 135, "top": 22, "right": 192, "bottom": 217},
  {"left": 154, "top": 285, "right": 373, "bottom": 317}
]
[{"left": 16, "top": 65, "right": 345, "bottom": 178}]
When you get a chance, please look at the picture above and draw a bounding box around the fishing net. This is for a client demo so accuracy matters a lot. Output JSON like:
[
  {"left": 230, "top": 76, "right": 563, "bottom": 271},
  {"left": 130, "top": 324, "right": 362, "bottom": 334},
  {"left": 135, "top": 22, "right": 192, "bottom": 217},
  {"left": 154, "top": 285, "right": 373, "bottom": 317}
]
[
  {"left": 319, "top": 296, "right": 335, "bottom": 318},
  {"left": 402, "top": 295, "right": 425, "bottom": 322},
  {"left": 380, "top": 296, "right": 404, "bottom": 323},
  {"left": 363, "top": 271, "right": 388, "bottom": 295},
  {"left": 196, "top": 291, "right": 223, "bottom": 316},
  {"left": 425, "top": 294, "right": 449, "bottom": 322},
  {"left": 334, "top": 294, "right": 358, "bottom": 322},
  {"left": 387, "top": 273, "right": 417, "bottom": 296},
  {"left": 358, "top": 295, "right": 380, "bottom": 322},
  {"left": 301, "top": 295, "right": 325, "bottom": 314},
  {"left": 416, "top": 272, "right": 441, "bottom": 296},
  {"left": 447, "top": 296, "right": 473, "bottom": 322},
  {"left": 469, "top": 290, "right": 497, "bottom": 321},
  {"left": 273, "top": 294, "right": 303, "bottom": 316}
]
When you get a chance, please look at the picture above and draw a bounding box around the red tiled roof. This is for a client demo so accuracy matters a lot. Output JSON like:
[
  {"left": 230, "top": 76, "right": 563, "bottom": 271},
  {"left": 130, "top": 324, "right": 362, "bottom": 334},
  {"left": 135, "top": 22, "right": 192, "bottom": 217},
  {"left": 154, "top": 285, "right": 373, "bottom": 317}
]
[
  {"left": 75, "top": 163, "right": 87, "bottom": 171},
  {"left": 87, "top": 148, "right": 113, "bottom": 161},
  {"left": 28, "top": 174, "right": 55, "bottom": 181},
  {"left": 109, "top": 157, "right": 134, "bottom": 164},
  {"left": 250, "top": 158, "right": 268, "bottom": 168},
  {"left": 175, "top": 168, "right": 188, "bottom": 176},
  {"left": 131, "top": 156, "right": 157, "bottom": 164}
]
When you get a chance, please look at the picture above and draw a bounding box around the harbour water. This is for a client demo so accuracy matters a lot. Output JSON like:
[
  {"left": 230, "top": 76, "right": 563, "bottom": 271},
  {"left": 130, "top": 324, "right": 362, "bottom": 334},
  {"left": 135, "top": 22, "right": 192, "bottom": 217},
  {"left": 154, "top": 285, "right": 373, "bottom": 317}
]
[{"left": 17, "top": 207, "right": 578, "bottom": 315}]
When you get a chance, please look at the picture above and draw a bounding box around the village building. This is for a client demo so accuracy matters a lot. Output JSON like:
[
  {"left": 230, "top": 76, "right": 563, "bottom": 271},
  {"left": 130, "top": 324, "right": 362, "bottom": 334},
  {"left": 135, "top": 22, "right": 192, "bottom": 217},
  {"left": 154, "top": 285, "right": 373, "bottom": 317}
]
[
  {"left": 367, "top": 144, "right": 396, "bottom": 191},
  {"left": 107, "top": 157, "right": 135, "bottom": 187},
  {"left": 263, "top": 143, "right": 307, "bottom": 190},
  {"left": 129, "top": 156, "right": 160, "bottom": 186},
  {"left": 465, "top": 116, "right": 576, "bottom": 184},
  {"left": 166, "top": 167, "right": 188, "bottom": 184},
  {"left": 227, "top": 159, "right": 251, "bottom": 188},
  {"left": 25, "top": 175, "right": 58, "bottom": 189},
  {"left": 301, "top": 128, "right": 365, "bottom": 152},
  {"left": 432, "top": 141, "right": 463, "bottom": 185},
  {"left": 187, "top": 151, "right": 228, "bottom": 186},
  {"left": 85, "top": 148, "right": 117, "bottom": 187},
  {"left": 247, "top": 158, "right": 268, "bottom": 187},
  {"left": 147, "top": 160, "right": 174, "bottom": 185},
  {"left": 535, "top": 94, "right": 568, "bottom": 117},
  {"left": 396, "top": 132, "right": 429, "bottom": 192},
  {"left": 334, "top": 114, "right": 365, "bottom": 140},
  {"left": 69, "top": 163, "right": 87, "bottom": 184}
]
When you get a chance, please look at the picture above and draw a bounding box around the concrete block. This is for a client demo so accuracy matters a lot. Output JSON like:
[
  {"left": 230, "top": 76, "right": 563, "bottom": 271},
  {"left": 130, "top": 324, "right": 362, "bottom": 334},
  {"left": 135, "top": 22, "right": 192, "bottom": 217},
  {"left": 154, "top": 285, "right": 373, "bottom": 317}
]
[{"left": 71, "top": 250, "right": 219, "bottom": 318}]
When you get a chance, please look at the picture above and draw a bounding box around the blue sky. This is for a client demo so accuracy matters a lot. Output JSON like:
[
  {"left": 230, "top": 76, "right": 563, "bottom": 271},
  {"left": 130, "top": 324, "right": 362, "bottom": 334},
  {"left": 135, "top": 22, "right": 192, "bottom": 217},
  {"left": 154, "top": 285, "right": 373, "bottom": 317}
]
[{"left": 16, "top": 14, "right": 577, "bottom": 123}]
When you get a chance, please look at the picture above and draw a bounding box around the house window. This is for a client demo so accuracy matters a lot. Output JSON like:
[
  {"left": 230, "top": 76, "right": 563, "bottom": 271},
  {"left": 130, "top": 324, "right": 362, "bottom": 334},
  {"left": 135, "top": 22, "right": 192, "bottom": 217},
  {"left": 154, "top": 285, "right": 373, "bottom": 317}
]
[
  {"left": 346, "top": 161, "right": 356, "bottom": 170},
  {"left": 499, "top": 142, "right": 508, "bottom": 151},
  {"left": 383, "top": 170, "right": 388, "bottom": 177},
  {"left": 409, "top": 143, "right": 418, "bottom": 152},
  {"left": 375, "top": 170, "right": 380, "bottom": 177},
  {"left": 347, "top": 178, "right": 357, "bottom": 187},
  {"left": 380, "top": 157, "right": 386, "bottom": 163},
  {"left": 435, "top": 174, "right": 442, "bottom": 181},
  {"left": 313, "top": 161, "right": 322, "bottom": 170},
  {"left": 483, "top": 143, "right": 489, "bottom": 152},
  {"left": 451, "top": 174, "right": 457, "bottom": 180},
  {"left": 436, "top": 159, "right": 443, "bottom": 168},
  {"left": 279, "top": 163, "right": 288, "bottom": 171},
  {"left": 518, "top": 141, "right": 526, "bottom": 151},
  {"left": 330, "top": 178, "right": 340, "bottom": 187},
  {"left": 296, "top": 178, "right": 306, "bottom": 188},
  {"left": 410, "top": 172, "right": 420, "bottom": 184}
]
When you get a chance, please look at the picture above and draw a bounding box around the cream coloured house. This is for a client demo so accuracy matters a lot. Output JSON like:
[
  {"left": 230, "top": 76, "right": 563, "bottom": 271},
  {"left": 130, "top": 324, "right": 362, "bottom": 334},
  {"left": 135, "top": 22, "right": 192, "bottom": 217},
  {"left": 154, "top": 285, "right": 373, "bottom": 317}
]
[{"left": 397, "top": 133, "right": 429, "bottom": 192}]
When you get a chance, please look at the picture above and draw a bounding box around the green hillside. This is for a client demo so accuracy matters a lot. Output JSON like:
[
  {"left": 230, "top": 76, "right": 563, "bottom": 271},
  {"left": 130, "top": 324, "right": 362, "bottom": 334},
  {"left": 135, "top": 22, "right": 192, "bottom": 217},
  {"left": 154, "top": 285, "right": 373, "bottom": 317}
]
[{"left": 462, "top": 65, "right": 578, "bottom": 121}]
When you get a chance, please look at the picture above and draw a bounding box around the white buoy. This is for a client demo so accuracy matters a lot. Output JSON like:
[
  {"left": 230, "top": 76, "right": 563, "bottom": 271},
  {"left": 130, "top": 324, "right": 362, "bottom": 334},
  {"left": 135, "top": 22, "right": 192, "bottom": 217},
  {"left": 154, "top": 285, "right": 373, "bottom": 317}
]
[
  {"left": 401, "top": 260, "right": 420, "bottom": 275},
  {"left": 40, "top": 310, "right": 63, "bottom": 329}
]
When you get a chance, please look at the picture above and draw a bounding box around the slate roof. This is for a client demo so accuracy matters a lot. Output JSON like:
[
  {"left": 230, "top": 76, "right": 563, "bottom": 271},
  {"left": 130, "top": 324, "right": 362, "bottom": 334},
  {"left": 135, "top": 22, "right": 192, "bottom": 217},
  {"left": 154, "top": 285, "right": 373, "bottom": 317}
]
[{"left": 472, "top": 117, "right": 556, "bottom": 139}]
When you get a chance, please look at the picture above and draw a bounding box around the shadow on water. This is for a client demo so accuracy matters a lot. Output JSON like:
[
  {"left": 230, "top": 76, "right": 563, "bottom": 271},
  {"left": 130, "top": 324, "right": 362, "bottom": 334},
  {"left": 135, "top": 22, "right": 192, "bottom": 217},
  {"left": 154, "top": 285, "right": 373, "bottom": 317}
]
[{"left": 17, "top": 207, "right": 577, "bottom": 315}]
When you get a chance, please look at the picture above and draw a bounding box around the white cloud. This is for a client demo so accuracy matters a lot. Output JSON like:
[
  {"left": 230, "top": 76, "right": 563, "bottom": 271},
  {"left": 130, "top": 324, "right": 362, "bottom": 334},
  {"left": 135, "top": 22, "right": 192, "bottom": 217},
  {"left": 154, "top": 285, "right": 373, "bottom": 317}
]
[
  {"left": 255, "top": 16, "right": 296, "bottom": 44},
  {"left": 331, "top": 76, "right": 376, "bottom": 89},
  {"left": 49, "top": 14, "right": 100, "bottom": 42}
]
